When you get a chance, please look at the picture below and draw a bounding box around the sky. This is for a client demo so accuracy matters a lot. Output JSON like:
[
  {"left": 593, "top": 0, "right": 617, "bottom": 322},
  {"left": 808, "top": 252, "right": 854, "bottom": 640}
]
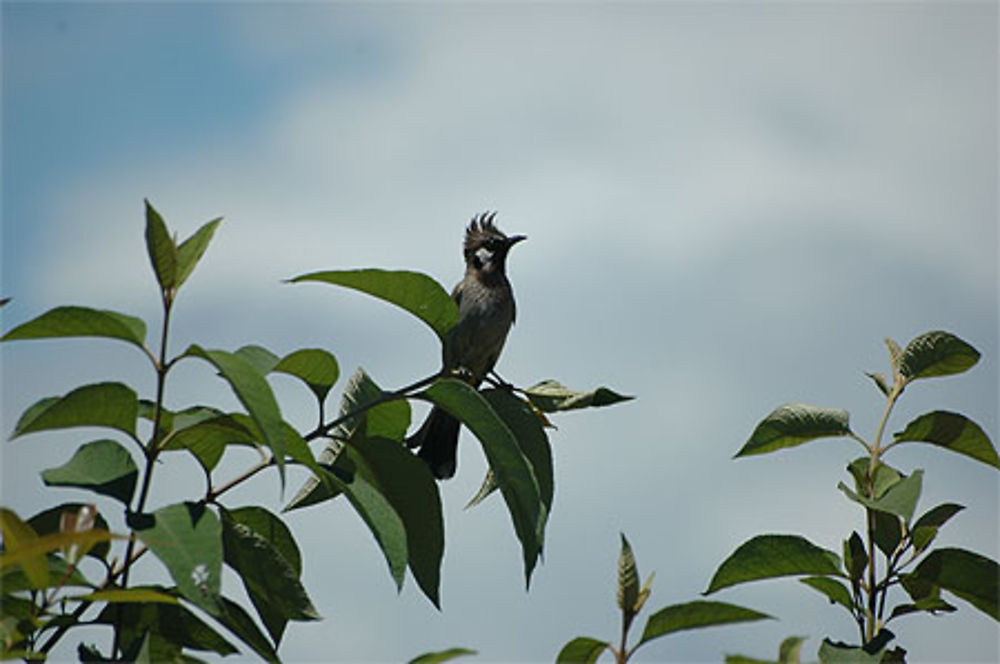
[{"left": 2, "top": 2, "right": 998, "bottom": 662}]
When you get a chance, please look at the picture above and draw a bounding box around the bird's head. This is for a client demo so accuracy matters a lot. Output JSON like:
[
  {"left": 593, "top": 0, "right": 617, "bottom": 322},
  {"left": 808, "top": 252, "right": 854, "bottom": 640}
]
[{"left": 463, "top": 211, "right": 526, "bottom": 275}]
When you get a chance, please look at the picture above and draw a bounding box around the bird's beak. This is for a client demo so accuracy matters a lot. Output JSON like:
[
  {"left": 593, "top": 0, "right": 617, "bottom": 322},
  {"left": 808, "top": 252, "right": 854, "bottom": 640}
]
[{"left": 507, "top": 234, "right": 527, "bottom": 247}]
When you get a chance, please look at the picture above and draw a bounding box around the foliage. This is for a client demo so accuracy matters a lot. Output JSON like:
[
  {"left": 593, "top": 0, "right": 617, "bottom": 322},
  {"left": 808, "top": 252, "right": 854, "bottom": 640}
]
[
  {"left": 0, "top": 201, "right": 630, "bottom": 661},
  {"left": 556, "top": 535, "right": 771, "bottom": 663},
  {"left": 712, "top": 332, "right": 997, "bottom": 662}
]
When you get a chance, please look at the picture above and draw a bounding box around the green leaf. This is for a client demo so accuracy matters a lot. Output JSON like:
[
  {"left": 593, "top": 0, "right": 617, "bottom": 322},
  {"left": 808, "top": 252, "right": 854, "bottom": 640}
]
[
  {"left": 408, "top": 647, "right": 479, "bottom": 664},
  {"left": 871, "top": 510, "right": 902, "bottom": 559},
  {"left": 556, "top": 637, "right": 610, "bottom": 664},
  {"left": 706, "top": 535, "right": 842, "bottom": 594},
  {"left": 145, "top": 199, "right": 178, "bottom": 290},
  {"left": 96, "top": 596, "right": 237, "bottom": 657},
  {"left": 800, "top": 576, "right": 854, "bottom": 611},
  {"left": 1, "top": 553, "right": 92, "bottom": 592},
  {"left": 1, "top": 306, "right": 147, "bottom": 348},
  {"left": 175, "top": 216, "right": 222, "bottom": 289},
  {"left": 837, "top": 470, "right": 923, "bottom": 524},
  {"left": 911, "top": 503, "right": 964, "bottom": 553},
  {"left": 779, "top": 636, "right": 809, "bottom": 664},
  {"left": 184, "top": 346, "right": 287, "bottom": 485},
  {"left": 289, "top": 268, "right": 458, "bottom": 340},
  {"left": 735, "top": 405, "right": 851, "bottom": 457},
  {"left": 893, "top": 411, "right": 998, "bottom": 469},
  {"left": 216, "top": 595, "right": 280, "bottom": 663},
  {"left": 165, "top": 413, "right": 256, "bottom": 472},
  {"left": 274, "top": 348, "right": 340, "bottom": 403},
  {"left": 346, "top": 437, "right": 444, "bottom": 608},
  {"left": 468, "top": 390, "right": 554, "bottom": 511},
  {"left": 844, "top": 532, "right": 868, "bottom": 584},
  {"left": 910, "top": 547, "right": 999, "bottom": 620},
  {"left": 899, "top": 331, "right": 980, "bottom": 381},
  {"left": 884, "top": 337, "right": 903, "bottom": 374},
  {"left": 226, "top": 506, "right": 302, "bottom": 576},
  {"left": 220, "top": 507, "right": 319, "bottom": 645},
  {"left": 618, "top": 533, "right": 640, "bottom": 614},
  {"left": 0, "top": 508, "right": 47, "bottom": 589},
  {"left": 12, "top": 382, "right": 138, "bottom": 438},
  {"left": 523, "top": 380, "right": 633, "bottom": 413},
  {"left": 135, "top": 502, "right": 223, "bottom": 616},
  {"left": 846, "top": 458, "right": 902, "bottom": 500},
  {"left": 0, "top": 529, "right": 120, "bottom": 576},
  {"left": 420, "top": 379, "right": 545, "bottom": 586},
  {"left": 638, "top": 600, "right": 772, "bottom": 646},
  {"left": 817, "top": 639, "right": 884, "bottom": 664},
  {"left": 77, "top": 587, "right": 179, "bottom": 604},
  {"left": 40, "top": 439, "right": 138, "bottom": 504},
  {"left": 234, "top": 344, "right": 281, "bottom": 375}
]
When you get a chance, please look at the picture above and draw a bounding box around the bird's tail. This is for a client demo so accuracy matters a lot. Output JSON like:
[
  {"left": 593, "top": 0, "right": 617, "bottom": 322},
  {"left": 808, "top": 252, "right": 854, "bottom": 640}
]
[{"left": 407, "top": 406, "right": 461, "bottom": 480}]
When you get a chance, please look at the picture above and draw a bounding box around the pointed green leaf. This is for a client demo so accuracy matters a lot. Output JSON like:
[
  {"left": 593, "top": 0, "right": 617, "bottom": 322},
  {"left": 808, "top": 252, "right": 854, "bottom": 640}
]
[
  {"left": 420, "top": 379, "right": 545, "bottom": 585},
  {"left": 556, "top": 637, "right": 610, "bottom": 664},
  {"left": 289, "top": 268, "right": 458, "bottom": 340},
  {"left": 736, "top": 405, "right": 851, "bottom": 457},
  {"left": 164, "top": 413, "right": 256, "bottom": 472},
  {"left": 220, "top": 507, "right": 319, "bottom": 645},
  {"left": 523, "top": 379, "right": 633, "bottom": 413},
  {"left": 911, "top": 503, "right": 964, "bottom": 553},
  {"left": 216, "top": 595, "right": 280, "bottom": 663},
  {"left": 273, "top": 348, "right": 340, "bottom": 403},
  {"left": 0, "top": 508, "right": 47, "bottom": 589},
  {"left": 1, "top": 554, "right": 92, "bottom": 592},
  {"left": 871, "top": 510, "right": 902, "bottom": 558},
  {"left": 844, "top": 532, "right": 868, "bottom": 583},
  {"left": 1, "top": 306, "right": 147, "bottom": 348},
  {"left": 893, "top": 411, "right": 998, "bottom": 469},
  {"left": 910, "top": 547, "right": 999, "bottom": 620},
  {"left": 469, "top": 389, "right": 554, "bottom": 511},
  {"left": 77, "top": 588, "right": 179, "bottom": 604},
  {"left": 346, "top": 437, "right": 444, "bottom": 608},
  {"left": 0, "top": 529, "right": 120, "bottom": 574},
  {"left": 175, "top": 216, "right": 222, "bottom": 288},
  {"left": 226, "top": 506, "right": 301, "bottom": 576},
  {"left": 12, "top": 382, "right": 138, "bottom": 439},
  {"left": 865, "top": 372, "right": 891, "bottom": 397},
  {"left": 234, "top": 344, "right": 280, "bottom": 375},
  {"left": 618, "top": 533, "right": 640, "bottom": 614},
  {"left": 817, "top": 639, "right": 885, "bottom": 664},
  {"left": 184, "top": 346, "right": 287, "bottom": 485},
  {"left": 41, "top": 439, "right": 138, "bottom": 504},
  {"left": 135, "top": 502, "right": 223, "bottom": 616},
  {"left": 639, "top": 600, "right": 772, "bottom": 646},
  {"left": 96, "top": 596, "right": 237, "bottom": 657},
  {"left": 706, "top": 535, "right": 842, "bottom": 594},
  {"left": 837, "top": 470, "right": 923, "bottom": 523},
  {"left": 884, "top": 338, "right": 903, "bottom": 374},
  {"left": 409, "top": 647, "right": 479, "bottom": 664},
  {"left": 800, "top": 576, "right": 854, "bottom": 611},
  {"left": 846, "top": 458, "right": 902, "bottom": 500},
  {"left": 899, "top": 331, "right": 979, "bottom": 381},
  {"left": 145, "top": 199, "right": 178, "bottom": 290}
]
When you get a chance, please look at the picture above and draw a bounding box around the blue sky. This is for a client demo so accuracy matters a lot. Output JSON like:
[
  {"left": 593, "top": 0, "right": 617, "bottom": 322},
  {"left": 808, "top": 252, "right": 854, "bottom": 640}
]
[{"left": 2, "top": 3, "right": 998, "bottom": 662}]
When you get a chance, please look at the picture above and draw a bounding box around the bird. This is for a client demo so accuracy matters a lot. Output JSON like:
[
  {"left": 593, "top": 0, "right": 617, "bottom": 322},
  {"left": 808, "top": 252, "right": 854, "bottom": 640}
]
[{"left": 407, "top": 211, "right": 526, "bottom": 479}]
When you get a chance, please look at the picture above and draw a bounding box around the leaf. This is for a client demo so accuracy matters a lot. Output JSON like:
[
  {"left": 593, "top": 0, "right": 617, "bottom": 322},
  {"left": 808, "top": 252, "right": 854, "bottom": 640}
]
[
  {"left": 837, "top": 470, "right": 924, "bottom": 524},
  {"left": 846, "top": 458, "right": 902, "bottom": 500},
  {"left": 184, "top": 345, "right": 287, "bottom": 485},
  {"left": 273, "top": 348, "right": 340, "bottom": 403},
  {"left": 165, "top": 413, "right": 257, "bottom": 472},
  {"left": 817, "top": 640, "right": 884, "bottom": 664},
  {"left": 800, "top": 576, "right": 854, "bottom": 610},
  {"left": 1, "top": 553, "right": 92, "bottom": 592},
  {"left": 0, "top": 529, "right": 120, "bottom": 575},
  {"left": 735, "top": 405, "right": 851, "bottom": 457},
  {"left": 289, "top": 268, "right": 458, "bottom": 340},
  {"left": 618, "top": 533, "right": 640, "bottom": 614},
  {"left": 145, "top": 199, "right": 178, "bottom": 290},
  {"left": 779, "top": 636, "right": 809, "bottom": 664},
  {"left": 899, "top": 331, "right": 980, "bottom": 381},
  {"left": 12, "top": 382, "right": 138, "bottom": 438},
  {"left": 865, "top": 372, "right": 891, "bottom": 397},
  {"left": 96, "top": 596, "right": 237, "bottom": 657},
  {"left": 893, "top": 411, "right": 998, "bottom": 469},
  {"left": 220, "top": 507, "right": 319, "bottom": 645},
  {"left": 216, "top": 595, "right": 280, "bottom": 663},
  {"left": 408, "top": 647, "right": 479, "bottom": 664},
  {"left": 523, "top": 380, "right": 633, "bottom": 413},
  {"left": 884, "top": 337, "right": 903, "bottom": 374},
  {"left": 911, "top": 503, "right": 964, "bottom": 553},
  {"left": 40, "top": 439, "right": 138, "bottom": 504},
  {"left": 419, "top": 379, "right": 545, "bottom": 586},
  {"left": 226, "top": 506, "right": 302, "bottom": 576},
  {"left": 135, "top": 502, "right": 223, "bottom": 616},
  {"left": 175, "top": 216, "right": 222, "bottom": 289},
  {"left": 1, "top": 306, "right": 147, "bottom": 349},
  {"left": 346, "top": 437, "right": 444, "bottom": 608},
  {"left": 706, "top": 535, "right": 842, "bottom": 594},
  {"left": 871, "top": 510, "right": 902, "bottom": 559},
  {"left": 77, "top": 588, "right": 179, "bottom": 604},
  {"left": 556, "top": 637, "right": 610, "bottom": 664},
  {"left": 234, "top": 344, "right": 281, "bottom": 375},
  {"left": 910, "top": 547, "right": 999, "bottom": 620},
  {"left": 0, "top": 508, "right": 47, "bottom": 588},
  {"left": 468, "top": 389, "right": 554, "bottom": 511},
  {"left": 638, "top": 600, "right": 772, "bottom": 646},
  {"left": 844, "top": 532, "right": 868, "bottom": 584}
]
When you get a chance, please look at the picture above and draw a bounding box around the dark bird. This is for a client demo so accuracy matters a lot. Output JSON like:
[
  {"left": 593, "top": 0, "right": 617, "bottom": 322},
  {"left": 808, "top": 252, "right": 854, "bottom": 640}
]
[{"left": 407, "top": 211, "right": 526, "bottom": 479}]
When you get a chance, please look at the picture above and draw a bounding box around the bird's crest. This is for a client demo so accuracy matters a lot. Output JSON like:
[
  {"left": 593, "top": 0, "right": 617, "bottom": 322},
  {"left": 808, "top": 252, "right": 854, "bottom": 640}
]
[{"left": 465, "top": 211, "right": 504, "bottom": 250}]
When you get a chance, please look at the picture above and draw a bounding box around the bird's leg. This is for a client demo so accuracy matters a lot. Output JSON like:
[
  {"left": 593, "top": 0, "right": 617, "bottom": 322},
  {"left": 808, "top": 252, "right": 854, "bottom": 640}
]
[
  {"left": 447, "top": 366, "right": 475, "bottom": 383},
  {"left": 485, "top": 370, "right": 515, "bottom": 391}
]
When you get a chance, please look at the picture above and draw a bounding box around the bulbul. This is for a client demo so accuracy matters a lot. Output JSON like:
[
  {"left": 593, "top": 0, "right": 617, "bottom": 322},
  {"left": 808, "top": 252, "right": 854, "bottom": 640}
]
[{"left": 407, "top": 211, "right": 526, "bottom": 479}]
